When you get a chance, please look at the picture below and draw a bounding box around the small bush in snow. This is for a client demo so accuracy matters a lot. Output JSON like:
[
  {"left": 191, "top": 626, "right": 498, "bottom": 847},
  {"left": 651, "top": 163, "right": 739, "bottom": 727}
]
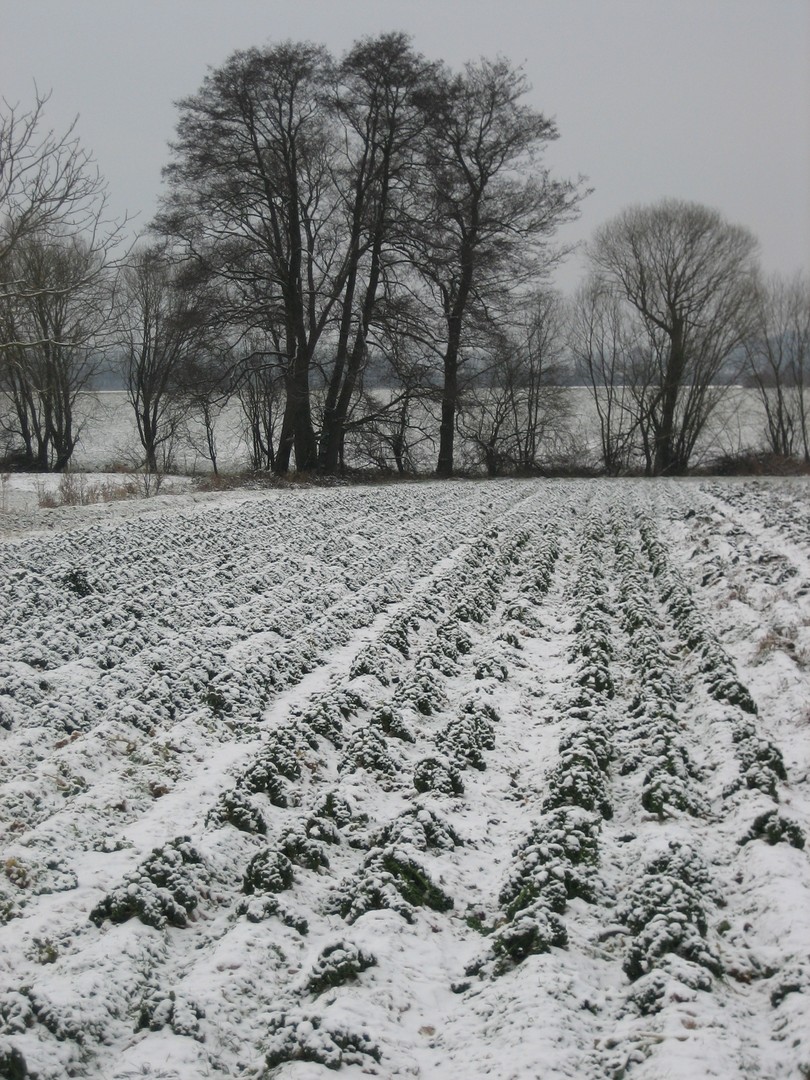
[
  {"left": 377, "top": 848, "right": 454, "bottom": 913},
  {"left": 280, "top": 828, "right": 330, "bottom": 870},
  {"left": 89, "top": 837, "right": 203, "bottom": 930},
  {"left": 739, "top": 810, "right": 805, "bottom": 849},
  {"left": 309, "top": 791, "right": 359, "bottom": 829},
  {"left": 413, "top": 757, "right": 464, "bottom": 796},
  {"left": 235, "top": 894, "right": 308, "bottom": 933},
  {"left": 305, "top": 941, "right": 377, "bottom": 996},
  {"left": 264, "top": 1009, "right": 381, "bottom": 1072},
  {"left": 619, "top": 852, "right": 722, "bottom": 982},
  {"left": 542, "top": 747, "right": 613, "bottom": 819},
  {"left": 0, "top": 1042, "right": 28, "bottom": 1079},
  {"left": 239, "top": 759, "right": 289, "bottom": 808},
  {"left": 499, "top": 808, "right": 600, "bottom": 917},
  {"left": 242, "top": 848, "right": 294, "bottom": 895},
  {"left": 641, "top": 766, "right": 705, "bottom": 820},
  {"left": 368, "top": 705, "right": 416, "bottom": 743},
  {"left": 338, "top": 726, "right": 398, "bottom": 777},
  {"left": 377, "top": 805, "right": 462, "bottom": 853},
  {"left": 437, "top": 713, "right": 495, "bottom": 771},
  {"left": 624, "top": 956, "right": 713, "bottom": 1017},
  {"left": 297, "top": 698, "right": 347, "bottom": 747},
  {"left": 394, "top": 666, "right": 447, "bottom": 716},
  {"left": 467, "top": 907, "right": 568, "bottom": 979},
  {"left": 473, "top": 655, "right": 509, "bottom": 682},
  {"left": 207, "top": 789, "right": 266, "bottom": 834},
  {"left": 138, "top": 988, "right": 205, "bottom": 1041},
  {"left": 335, "top": 847, "right": 453, "bottom": 923}
]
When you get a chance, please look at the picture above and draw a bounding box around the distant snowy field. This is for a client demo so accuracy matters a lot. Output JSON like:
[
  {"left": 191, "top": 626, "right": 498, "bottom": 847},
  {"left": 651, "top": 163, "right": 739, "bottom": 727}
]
[{"left": 1, "top": 477, "right": 809, "bottom": 1079}]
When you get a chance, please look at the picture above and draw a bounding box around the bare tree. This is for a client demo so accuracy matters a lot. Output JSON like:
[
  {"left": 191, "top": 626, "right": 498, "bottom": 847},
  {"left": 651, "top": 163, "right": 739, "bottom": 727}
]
[
  {"left": 156, "top": 42, "right": 585, "bottom": 479},
  {"left": 588, "top": 199, "right": 759, "bottom": 474},
  {"left": 344, "top": 330, "right": 439, "bottom": 474},
  {"left": 1, "top": 90, "right": 123, "bottom": 314},
  {"left": 177, "top": 346, "right": 233, "bottom": 476},
  {"left": 0, "top": 232, "right": 112, "bottom": 469},
  {"left": 412, "top": 58, "right": 584, "bottom": 477},
  {"left": 457, "top": 291, "right": 570, "bottom": 475},
  {"left": 568, "top": 281, "right": 642, "bottom": 474},
  {"left": 745, "top": 273, "right": 810, "bottom": 460},
  {"left": 117, "top": 245, "right": 209, "bottom": 472},
  {"left": 316, "top": 33, "right": 437, "bottom": 473},
  {"left": 155, "top": 42, "right": 341, "bottom": 473},
  {"left": 0, "top": 91, "right": 124, "bottom": 470}
]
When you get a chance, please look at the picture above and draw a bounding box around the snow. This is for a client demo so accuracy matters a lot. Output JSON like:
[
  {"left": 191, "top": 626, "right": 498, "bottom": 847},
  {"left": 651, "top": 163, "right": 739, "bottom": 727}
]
[{"left": 1, "top": 476, "right": 809, "bottom": 1078}]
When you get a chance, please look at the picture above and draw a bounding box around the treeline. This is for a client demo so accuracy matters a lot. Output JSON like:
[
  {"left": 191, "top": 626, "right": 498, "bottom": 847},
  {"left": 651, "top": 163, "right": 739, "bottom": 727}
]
[{"left": 1, "top": 34, "right": 808, "bottom": 477}]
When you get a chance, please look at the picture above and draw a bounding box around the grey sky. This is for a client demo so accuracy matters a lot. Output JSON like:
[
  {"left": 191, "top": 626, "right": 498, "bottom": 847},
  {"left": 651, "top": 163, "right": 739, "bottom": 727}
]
[{"left": 2, "top": 0, "right": 808, "bottom": 292}]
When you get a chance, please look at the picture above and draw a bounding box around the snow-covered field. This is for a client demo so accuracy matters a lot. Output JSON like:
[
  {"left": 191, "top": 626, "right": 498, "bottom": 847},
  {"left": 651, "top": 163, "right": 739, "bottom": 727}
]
[{"left": 1, "top": 477, "right": 809, "bottom": 1079}]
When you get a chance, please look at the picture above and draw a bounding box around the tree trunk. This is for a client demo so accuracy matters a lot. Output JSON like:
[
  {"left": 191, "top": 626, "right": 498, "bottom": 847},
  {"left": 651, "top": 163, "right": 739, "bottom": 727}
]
[
  {"left": 653, "top": 324, "right": 686, "bottom": 475},
  {"left": 436, "top": 351, "right": 458, "bottom": 478},
  {"left": 277, "top": 344, "right": 317, "bottom": 473}
]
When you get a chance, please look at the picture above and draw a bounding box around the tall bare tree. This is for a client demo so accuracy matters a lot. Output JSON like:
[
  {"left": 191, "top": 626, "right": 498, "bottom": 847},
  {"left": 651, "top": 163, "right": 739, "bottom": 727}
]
[
  {"left": 316, "top": 32, "right": 436, "bottom": 473},
  {"left": 156, "top": 41, "right": 584, "bottom": 478},
  {"left": 457, "top": 291, "right": 570, "bottom": 475},
  {"left": 588, "top": 199, "right": 759, "bottom": 474},
  {"left": 413, "top": 58, "right": 583, "bottom": 476},
  {"left": 155, "top": 42, "right": 341, "bottom": 473}
]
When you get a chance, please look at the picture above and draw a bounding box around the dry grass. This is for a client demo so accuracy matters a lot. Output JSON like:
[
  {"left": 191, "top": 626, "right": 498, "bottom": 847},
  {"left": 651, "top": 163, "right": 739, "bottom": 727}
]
[{"left": 36, "top": 470, "right": 167, "bottom": 508}]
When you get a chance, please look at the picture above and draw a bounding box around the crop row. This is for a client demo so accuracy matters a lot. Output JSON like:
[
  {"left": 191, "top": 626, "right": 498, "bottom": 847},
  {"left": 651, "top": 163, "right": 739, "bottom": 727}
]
[
  {"left": 464, "top": 513, "right": 613, "bottom": 984},
  {"left": 639, "top": 517, "right": 792, "bottom": 805}
]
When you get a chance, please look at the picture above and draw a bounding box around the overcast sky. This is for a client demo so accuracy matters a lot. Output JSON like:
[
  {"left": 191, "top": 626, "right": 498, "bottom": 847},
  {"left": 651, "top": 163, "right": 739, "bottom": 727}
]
[{"left": 2, "top": 0, "right": 808, "bottom": 292}]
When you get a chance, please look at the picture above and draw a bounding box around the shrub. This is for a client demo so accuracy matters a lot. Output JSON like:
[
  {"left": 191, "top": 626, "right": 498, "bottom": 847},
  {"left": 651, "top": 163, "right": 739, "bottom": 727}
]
[
  {"left": 437, "top": 713, "right": 495, "bottom": 771},
  {"left": 298, "top": 699, "right": 347, "bottom": 746},
  {"left": 378, "top": 849, "right": 454, "bottom": 912},
  {"left": 624, "top": 957, "right": 714, "bottom": 1017},
  {"left": 394, "top": 667, "right": 447, "bottom": 716},
  {"left": 280, "top": 828, "right": 330, "bottom": 870},
  {"left": 239, "top": 760, "right": 289, "bottom": 807},
  {"left": 264, "top": 1010, "right": 381, "bottom": 1072},
  {"left": 624, "top": 915, "right": 723, "bottom": 983},
  {"left": 335, "top": 866, "right": 416, "bottom": 925},
  {"left": 338, "top": 727, "right": 398, "bottom": 777},
  {"left": 207, "top": 789, "right": 266, "bottom": 834},
  {"left": 89, "top": 837, "right": 203, "bottom": 930},
  {"left": 368, "top": 706, "right": 415, "bottom": 743},
  {"left": 467, "top": 907, "right": 568, "bottom": 979},
  {"left": 413, "top": 757, "right": 464, "bottom": 796},
  {"left": 305, "top": 941, "right": 377, "bottom": 996},
  {"left": 641, "top": 768, "right": 705, "bottom": 820},
  {"left": 310, "top": 791, "right": 358, "bottom": 829},
  {"left": 499, "top": 808, "right": 600, "bottom": 916},
  {"left": 235, "top": 894, "right": 308, "bottom": 933},
  {"left": 377, "top": 805, "right": 462, "bottom": 853},
  {"left": 335, "top": 847, "right": 453, "bottom": 923},
  {"left": 543, "top": 748, "right": 612, "bottom": 819},
  {"left": 138, "top": 988, "right": 205, "bottom": 1040},
  {"left": 619, "top": 864, "right": 722, "bottom": 982},
  {"left": 0, "top": 1042, "right": 27, "bottom": 1080},
  {"left": 61, "top": 568, "right": 94, "bottom": 597},
  {"left": 242, "top": 848, "right": 294, "bottom": 895},
  {"left": 739, "top": 810, "right": 805, "bottom": 850}
]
